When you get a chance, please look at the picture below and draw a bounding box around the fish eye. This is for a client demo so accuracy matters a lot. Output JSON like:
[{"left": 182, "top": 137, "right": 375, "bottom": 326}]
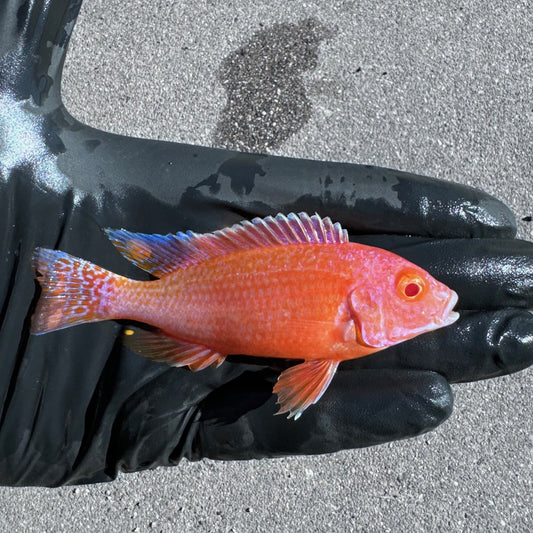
[
  {"left": 404, "top": 282, "right": 421, "bottom": 298},
  {"left": 396, "top": 274, "right": 425, "bottom": 300}
]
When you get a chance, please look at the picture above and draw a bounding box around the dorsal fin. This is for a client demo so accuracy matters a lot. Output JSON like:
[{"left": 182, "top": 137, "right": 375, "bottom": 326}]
[{"left": 104, "top": 212, "right": 349, "bottom": 277}]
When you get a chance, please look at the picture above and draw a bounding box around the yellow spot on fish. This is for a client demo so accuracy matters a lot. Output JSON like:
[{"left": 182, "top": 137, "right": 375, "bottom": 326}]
[{"left": 124, "top": 328, "right": 135, "bottom": 336}]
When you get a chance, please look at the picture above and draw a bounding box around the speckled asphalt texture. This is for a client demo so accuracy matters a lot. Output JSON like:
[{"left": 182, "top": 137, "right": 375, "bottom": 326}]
[{"left": 1, "top": 1, "right": 531, "bottom": 531}]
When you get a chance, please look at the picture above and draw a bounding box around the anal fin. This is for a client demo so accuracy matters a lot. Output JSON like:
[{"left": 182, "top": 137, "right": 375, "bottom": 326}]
[
  {"left": 273, "top": 360, "right": 339, "bottom": 420},
  {"left": 123, "top": 326, "right": 226, "bottom": 371}
]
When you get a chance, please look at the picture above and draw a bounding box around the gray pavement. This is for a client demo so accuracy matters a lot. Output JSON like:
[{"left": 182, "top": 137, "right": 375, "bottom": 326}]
[{"left": 0, "top": 1, "right": 531, "bottom": 531}]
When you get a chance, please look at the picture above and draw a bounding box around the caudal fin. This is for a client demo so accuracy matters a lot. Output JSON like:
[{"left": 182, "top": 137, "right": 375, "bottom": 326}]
[{"left": 31, "top": 247, "right": 121, "bottom": 334}]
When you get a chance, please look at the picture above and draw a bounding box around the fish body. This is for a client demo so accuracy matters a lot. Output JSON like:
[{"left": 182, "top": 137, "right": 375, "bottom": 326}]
[
  {"left": 32, "top": 213, "right": 459, "bottom": 419},
  {"left": 113, "top": 244, "right": 378, "bottom": 361}
]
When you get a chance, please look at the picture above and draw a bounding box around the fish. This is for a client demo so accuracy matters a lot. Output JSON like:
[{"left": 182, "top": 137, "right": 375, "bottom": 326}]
[{"left": 31, "top": 212, "right": 459, "bottom": 420}]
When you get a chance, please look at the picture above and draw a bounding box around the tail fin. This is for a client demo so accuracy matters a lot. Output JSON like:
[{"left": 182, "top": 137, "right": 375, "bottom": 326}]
[{"left": 31, "top": 247, "right": 121, "bottom": 334}]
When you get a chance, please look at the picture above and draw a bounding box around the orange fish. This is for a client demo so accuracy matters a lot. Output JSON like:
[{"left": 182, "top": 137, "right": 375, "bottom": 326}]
[{"left": 31, "top": 213, "right": 459, "bottom": 419}]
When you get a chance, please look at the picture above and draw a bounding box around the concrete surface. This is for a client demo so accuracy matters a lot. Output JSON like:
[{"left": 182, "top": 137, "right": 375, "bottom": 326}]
[{"left": 0, "top": 0, "right": 531, "bottom": 531}]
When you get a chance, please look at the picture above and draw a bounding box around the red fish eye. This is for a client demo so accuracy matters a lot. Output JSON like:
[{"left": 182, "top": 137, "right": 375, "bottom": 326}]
[
  {"left": 404, "top": 282, "right": 421, "bottom": 298},
  {"left": 396, "top": 273, "right": 425, "bottom": 300}
]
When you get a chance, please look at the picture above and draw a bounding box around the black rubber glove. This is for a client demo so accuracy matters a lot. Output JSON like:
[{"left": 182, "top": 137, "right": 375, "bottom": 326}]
[{"left": 0, "top": 0, "right": 531, "bottom": 487}]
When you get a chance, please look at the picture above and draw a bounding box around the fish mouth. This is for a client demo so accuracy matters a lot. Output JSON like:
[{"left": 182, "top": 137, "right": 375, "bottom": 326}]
[{"left": 436, "top": 290, "right": 460, "bottom": 327}]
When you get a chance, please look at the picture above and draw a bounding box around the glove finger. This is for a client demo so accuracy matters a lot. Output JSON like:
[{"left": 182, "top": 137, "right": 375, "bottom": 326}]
[
  {"left": 165, "top": 151, "right": 516, "bottom": 239},
  {"left": 353, "top": 235, "right": 533, "bottom": 309},
  {"left": 25, "top": 107, "right": 515, "bottom": 240},
  {"left": 192, "top": 369, "right": 452, "bottom": 460},
  {"left": 343, "top": 309, "right": 533, "bottom": 383}
]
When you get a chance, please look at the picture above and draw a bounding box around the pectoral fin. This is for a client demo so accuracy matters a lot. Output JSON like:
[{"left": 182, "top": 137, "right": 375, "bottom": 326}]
[
  {"left": 273, "top": 360, "right": 339, "bottom": 420},
  {"left": 123, "top": 326, "right": 226, "bottom": 371}
]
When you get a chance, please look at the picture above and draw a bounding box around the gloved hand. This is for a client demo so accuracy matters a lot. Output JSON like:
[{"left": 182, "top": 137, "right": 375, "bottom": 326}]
[{"left": 0, "top": 0, "right": 531, "bottom": 487}]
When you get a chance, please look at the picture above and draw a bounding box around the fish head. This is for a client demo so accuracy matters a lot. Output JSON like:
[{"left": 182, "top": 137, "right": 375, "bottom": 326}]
[{"left": 348, "top": 251, "right": 459, "bottom": 349}]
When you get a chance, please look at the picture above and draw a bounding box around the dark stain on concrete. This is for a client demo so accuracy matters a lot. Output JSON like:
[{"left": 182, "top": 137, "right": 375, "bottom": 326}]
[{"left": 212, "top": 18, "right": 333, "bottom": 153}]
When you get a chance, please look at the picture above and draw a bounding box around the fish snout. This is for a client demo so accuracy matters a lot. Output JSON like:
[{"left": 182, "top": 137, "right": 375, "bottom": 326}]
[{"left": 437, "top": 290, "right": 460, "bottom": 327}]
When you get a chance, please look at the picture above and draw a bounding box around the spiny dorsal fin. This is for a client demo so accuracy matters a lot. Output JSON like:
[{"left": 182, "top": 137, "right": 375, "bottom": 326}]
[{"left": 105, "top": 212, "right": 349, "bottom": 277}]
